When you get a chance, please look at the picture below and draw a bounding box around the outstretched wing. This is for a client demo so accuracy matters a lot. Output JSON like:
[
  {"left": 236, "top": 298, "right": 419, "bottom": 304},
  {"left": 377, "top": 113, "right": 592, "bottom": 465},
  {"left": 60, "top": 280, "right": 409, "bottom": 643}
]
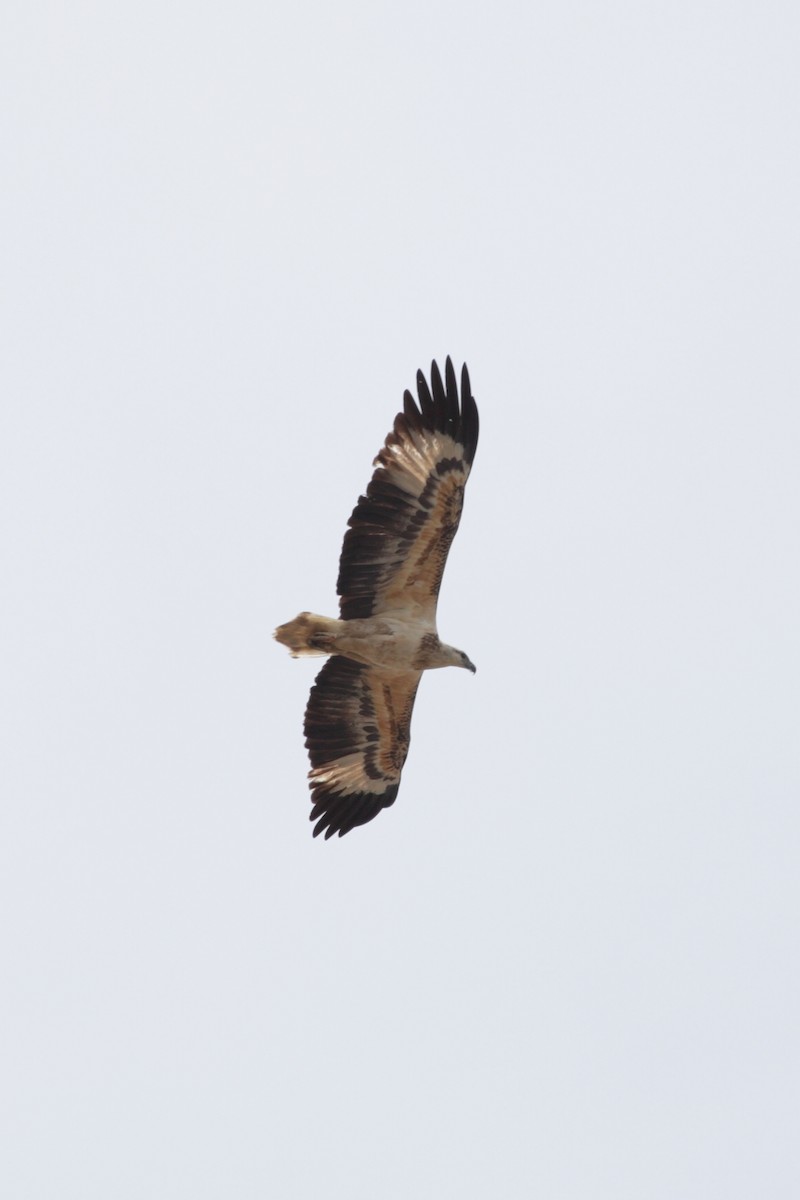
[
  {"left": 337, "top": 357, "right": 479, "bottom": 622},
  {"left": 304, "top": 656, "right": 421, "bottom": 839}
]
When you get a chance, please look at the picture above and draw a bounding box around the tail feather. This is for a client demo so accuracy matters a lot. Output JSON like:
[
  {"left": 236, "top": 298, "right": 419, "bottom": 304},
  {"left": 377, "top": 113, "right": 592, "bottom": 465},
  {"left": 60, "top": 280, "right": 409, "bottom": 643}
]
[{"left": 274, "top": 612, "right": 341, "bottom": 658}]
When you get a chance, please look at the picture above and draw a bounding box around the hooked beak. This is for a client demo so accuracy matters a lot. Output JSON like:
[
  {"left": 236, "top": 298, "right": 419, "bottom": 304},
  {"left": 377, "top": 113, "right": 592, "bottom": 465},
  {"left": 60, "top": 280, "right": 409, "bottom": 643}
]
[{"left": 466, "top": 658, "right": 477, "bottom": 674}]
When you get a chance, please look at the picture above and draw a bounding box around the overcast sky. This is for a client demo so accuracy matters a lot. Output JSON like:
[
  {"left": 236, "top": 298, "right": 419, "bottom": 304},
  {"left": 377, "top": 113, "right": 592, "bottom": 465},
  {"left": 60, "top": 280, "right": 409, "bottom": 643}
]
[{"left": 2, "top": 2, "right": 799, "bottom": 1197}]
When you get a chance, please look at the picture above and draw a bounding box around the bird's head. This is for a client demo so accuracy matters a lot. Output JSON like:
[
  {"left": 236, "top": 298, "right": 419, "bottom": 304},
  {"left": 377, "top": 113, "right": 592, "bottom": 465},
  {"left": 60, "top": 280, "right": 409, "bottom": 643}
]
[{"left": 447, "top": 645, "right": 477, "bottom": 673}]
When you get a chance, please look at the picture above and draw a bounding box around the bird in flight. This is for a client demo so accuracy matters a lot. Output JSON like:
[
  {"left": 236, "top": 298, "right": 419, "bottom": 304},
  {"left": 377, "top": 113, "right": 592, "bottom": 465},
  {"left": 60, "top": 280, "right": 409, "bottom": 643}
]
[{"left": 275, "top": 357, "right": 479, "bottom": 838}]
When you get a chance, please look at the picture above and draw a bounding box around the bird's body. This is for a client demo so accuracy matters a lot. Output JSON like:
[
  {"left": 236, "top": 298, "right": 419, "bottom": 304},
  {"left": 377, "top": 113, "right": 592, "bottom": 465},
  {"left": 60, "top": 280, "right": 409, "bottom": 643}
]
[
  {"left": 274, "top": 613, "right": 469, "bottom": 672},
  {"left": 275, "top": 358, "right": 479, "bottom": 838}
]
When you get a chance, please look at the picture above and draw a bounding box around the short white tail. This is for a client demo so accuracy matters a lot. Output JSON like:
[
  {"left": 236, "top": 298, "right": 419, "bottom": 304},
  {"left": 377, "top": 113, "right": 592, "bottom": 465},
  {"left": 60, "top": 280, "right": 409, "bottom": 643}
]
[{"left": 273, "top": 612, "right": 341, "bottom": 658}]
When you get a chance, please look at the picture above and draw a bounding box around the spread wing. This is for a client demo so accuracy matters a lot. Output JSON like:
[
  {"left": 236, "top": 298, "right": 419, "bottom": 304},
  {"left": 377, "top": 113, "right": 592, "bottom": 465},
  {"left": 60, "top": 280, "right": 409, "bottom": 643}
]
[
  {"left": 337, "top": 357, "right": 479, "bottom": 622},
  {"left": 304, "top": 656, "right": 421, "bottom": 839}
]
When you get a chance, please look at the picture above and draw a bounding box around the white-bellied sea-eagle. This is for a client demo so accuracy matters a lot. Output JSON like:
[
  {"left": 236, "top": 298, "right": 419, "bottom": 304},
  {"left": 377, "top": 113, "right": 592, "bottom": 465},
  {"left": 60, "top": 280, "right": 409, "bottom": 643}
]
[{"left": 275, "top": 358, "right": 479, "bottom": 838}]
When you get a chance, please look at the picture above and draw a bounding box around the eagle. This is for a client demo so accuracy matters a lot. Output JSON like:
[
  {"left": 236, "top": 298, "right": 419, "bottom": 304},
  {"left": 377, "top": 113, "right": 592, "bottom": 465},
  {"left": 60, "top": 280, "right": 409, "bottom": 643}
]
[{"left": 275, "top": 357, "right": 479, "bottom": 838}]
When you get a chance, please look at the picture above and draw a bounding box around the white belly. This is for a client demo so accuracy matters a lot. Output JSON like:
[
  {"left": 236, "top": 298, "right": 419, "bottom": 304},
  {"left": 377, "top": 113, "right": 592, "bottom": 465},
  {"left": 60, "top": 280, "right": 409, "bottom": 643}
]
[{"left": 334, "top": 616, "right": 432, "bottom": 670}]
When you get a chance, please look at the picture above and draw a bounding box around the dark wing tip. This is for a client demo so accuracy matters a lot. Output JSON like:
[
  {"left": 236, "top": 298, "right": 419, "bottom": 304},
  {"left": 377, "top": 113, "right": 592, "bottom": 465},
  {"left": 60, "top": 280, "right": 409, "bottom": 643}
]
[
  {"left": 310, "top": 784, "right": 399, "bottom": 839},
  {"left": 444, "top": 356, "right": 458, "bottom": 401},
  {"left": 416, "top": 369, "right": 435, "bottom": 422},
  {"left": 415, "top": 357, "right": 479, "bottom": 464},
  {"left": 459, "top": 361, "right": 479, "bottom": 465},
  {"left": 403, "top": 388, "right": 422, "bottom": 427},
  {"left": 429, "top": 359, "right": 449, "bottom": 430}
]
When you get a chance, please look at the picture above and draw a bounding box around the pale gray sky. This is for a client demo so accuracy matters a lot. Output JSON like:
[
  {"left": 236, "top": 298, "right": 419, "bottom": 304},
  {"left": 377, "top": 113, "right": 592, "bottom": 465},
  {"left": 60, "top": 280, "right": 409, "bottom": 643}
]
[{"left": 2, "top": 2, "right": 799, "bottom": 1197}]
